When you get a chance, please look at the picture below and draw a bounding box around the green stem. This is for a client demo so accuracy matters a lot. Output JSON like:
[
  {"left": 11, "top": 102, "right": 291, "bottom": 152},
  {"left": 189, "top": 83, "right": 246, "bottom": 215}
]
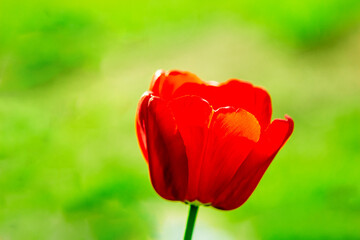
[{"left": 183, "top": 205, "right": 199, "bottom": 240}]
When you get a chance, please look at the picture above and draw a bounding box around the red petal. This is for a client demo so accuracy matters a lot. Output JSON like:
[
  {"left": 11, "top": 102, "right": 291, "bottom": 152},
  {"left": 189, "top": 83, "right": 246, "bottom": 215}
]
[
  {"left": 253, "top": 87, "right": 272, "bottom": 132},
  {"left": 169, "top": 96, "right": 213, "bottom": 201},
  {"left": 212, "top": 115, "right": 294, "bottom": 210},
  {"left": 197, "top": 108, "right": 261, "bottom": 204},
  {"left": 149, "top": 70, "right": 203, "bottom": 100},
  {"left": 145, "top": 97, "right": 189, "bottom": 201},
  {"left": 173, "top": 79, "right": 272, "bottom": 131},
  {"left": 135, "top": 92, "right": 152, "bottom": 162}
]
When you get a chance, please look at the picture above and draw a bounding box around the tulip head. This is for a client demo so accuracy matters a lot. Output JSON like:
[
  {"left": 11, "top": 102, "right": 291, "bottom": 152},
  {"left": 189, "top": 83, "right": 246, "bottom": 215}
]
[{"left": 136, "top": 70, "right": 294, "bottom": 210}]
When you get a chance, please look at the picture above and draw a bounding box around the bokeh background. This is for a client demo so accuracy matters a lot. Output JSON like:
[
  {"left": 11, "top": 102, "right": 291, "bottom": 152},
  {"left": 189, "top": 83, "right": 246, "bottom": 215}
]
[{"left": 0, "top": 0, "right": 360, "bottom": 239}]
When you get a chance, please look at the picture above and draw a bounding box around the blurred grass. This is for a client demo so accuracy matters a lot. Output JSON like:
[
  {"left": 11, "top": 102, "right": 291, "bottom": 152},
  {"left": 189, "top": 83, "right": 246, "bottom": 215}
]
[
  {"left": 1, "top": 0, "right": 360, "bottom": 88},
  {"left": 0, "top": 2, "right": 103, "bottom": 89},
  {"left": 0, "top": 0, "right": 360, "bottom": 239}
]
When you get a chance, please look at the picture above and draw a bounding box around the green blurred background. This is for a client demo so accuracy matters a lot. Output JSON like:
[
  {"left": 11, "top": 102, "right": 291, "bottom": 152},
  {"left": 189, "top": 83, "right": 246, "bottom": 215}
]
[{"left": 0, "top": 0, "right": 360, "bottom": 239}]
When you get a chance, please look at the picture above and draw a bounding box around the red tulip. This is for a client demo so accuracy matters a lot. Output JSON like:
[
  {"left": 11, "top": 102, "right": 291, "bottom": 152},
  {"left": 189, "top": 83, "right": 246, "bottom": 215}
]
[{"left": 136, "top": 70, "right": 294, "bottom": 211}]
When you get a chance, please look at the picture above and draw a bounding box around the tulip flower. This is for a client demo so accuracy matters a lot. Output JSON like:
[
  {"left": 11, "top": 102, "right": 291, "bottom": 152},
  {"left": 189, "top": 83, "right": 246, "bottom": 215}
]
[{"left": 136, "top": 70, "right": 294, "bottom": 239}]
